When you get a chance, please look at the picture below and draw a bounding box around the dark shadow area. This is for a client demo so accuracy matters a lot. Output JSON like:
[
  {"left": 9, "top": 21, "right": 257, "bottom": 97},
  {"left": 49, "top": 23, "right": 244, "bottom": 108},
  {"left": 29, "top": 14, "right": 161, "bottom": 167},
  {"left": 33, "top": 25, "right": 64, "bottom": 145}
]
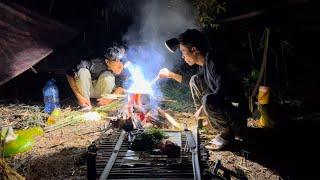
[
  {"left": 0, "top": 70, "right": 73, "bottom": 104},
  {"left": 234, "top": 118, "right": 320, "bottom": 179},
  {"left": 204, "top": 101, "right": 320, "bottom": 179},
  {"left": 18, "top": 147, "right": 88, "bottom": 179}
]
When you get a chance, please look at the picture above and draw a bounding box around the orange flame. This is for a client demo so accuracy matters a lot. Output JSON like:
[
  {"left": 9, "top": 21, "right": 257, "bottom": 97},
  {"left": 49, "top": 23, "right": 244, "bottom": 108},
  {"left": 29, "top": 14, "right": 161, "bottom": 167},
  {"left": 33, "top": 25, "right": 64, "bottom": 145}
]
[{"left": 128, "top": 93, "right": 151, "bottom": 123}]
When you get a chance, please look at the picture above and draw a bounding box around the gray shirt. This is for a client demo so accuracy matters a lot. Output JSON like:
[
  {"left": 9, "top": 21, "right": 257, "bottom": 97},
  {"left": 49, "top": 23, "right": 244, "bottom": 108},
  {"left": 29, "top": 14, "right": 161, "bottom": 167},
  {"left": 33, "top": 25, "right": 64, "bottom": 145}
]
[{"left": 76, "top": 58, "right": 110, "bottom": 80}]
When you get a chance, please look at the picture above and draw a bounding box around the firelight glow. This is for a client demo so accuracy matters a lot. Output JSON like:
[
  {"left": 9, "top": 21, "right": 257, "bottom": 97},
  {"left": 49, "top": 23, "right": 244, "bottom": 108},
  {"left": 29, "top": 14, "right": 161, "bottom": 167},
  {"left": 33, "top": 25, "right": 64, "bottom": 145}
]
[{"left": 125, "top": 61, "right": 154, "bottom": 95}]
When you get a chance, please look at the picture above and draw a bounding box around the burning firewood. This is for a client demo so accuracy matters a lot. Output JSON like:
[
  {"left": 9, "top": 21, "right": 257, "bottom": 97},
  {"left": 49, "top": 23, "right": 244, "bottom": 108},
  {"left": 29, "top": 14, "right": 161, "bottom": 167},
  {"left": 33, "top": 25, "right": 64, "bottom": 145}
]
[
  {"left": 145, "top": 110, "right": 168, "bottom": 128},
  {"left": 157, "top": 108, "right": 185, "bottom": 130}
]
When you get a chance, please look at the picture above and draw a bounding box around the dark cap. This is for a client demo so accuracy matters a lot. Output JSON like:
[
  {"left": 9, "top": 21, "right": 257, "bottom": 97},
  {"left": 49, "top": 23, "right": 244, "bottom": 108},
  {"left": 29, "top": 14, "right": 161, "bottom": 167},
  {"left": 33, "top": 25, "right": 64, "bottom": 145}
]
[
  {"left": 165, "top": 38, "right": 180, "bottom": 53},
  {"left": 165, "top": 29, "right": 210, "bottom": 54},
  {"left": 178, "top": 29, "right": 210, "bottom": 53}
]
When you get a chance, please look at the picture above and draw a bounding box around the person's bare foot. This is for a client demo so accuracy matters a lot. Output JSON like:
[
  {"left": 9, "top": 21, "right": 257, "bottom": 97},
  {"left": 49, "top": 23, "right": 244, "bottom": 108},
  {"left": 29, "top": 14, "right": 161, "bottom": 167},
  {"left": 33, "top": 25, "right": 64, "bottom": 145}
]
[
  {"left": 205, "top": 135, "right": 230, "bottom": 151},
  {"left": 205, "top": 128, "right": 234, "bottom": 151}
]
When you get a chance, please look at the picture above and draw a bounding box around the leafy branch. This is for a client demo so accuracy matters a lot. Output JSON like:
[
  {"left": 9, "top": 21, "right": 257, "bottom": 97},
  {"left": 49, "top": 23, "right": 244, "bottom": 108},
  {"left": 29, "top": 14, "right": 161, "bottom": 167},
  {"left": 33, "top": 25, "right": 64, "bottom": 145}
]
[{"left": 194, "top": 0, "right": 226, "bottom": 29}]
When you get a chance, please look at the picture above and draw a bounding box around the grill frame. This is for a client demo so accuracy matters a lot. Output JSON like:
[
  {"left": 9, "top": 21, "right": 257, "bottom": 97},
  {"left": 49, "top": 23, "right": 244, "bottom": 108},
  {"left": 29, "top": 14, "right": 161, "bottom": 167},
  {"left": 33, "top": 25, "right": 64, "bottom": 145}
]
[{"left": 87, "top": 129, "right": 209, "bottom": 179}]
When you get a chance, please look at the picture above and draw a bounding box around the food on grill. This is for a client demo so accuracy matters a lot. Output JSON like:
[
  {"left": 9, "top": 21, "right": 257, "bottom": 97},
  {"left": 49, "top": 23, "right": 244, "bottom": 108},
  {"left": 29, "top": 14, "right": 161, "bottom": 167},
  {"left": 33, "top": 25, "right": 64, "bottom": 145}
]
[
  {"left": 162, "top": 140, "right": 181, "bottom": 158},
  {"left": 130, "top": 128, "right": 167, "bottom": 151}
]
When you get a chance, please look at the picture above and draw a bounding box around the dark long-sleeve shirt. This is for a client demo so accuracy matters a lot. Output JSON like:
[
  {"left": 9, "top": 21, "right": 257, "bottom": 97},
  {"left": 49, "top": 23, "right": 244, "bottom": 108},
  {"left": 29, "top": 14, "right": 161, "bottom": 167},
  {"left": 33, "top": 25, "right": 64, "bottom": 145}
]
[{"left": 201, "top": 50, "right": 244, "bottom": 102}]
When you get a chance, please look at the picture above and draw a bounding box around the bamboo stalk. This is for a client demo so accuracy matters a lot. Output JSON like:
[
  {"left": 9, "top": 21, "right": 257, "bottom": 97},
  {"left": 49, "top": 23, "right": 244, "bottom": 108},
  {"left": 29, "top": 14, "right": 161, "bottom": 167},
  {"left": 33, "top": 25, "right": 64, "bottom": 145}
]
[
  {"left": 43, "top": 100, "right": 124, "bottom": 132},
  {"left": 251, "top": 28, "right": 270, "bottom": 99},
  {"left": 44, "top": 116, "right": 83, "bottom": 132}
]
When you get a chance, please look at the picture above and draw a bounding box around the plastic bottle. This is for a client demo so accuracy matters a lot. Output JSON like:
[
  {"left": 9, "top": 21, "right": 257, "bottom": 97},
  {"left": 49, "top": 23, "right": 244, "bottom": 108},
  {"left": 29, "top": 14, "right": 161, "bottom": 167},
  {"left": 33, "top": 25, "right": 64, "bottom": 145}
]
[{"left": 43, "top": 79, "right": 60, "bottom": 113}]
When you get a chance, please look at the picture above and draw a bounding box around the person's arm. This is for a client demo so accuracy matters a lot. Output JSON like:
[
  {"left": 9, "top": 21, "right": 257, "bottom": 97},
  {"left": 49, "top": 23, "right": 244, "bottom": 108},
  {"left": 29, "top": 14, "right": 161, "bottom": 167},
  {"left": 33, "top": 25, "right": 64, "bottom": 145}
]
[
  {"left": 169, "top": 71, "right": 182, "bottom": 83},
  {"left": 113, "top": 87, "right": 125, "bottom": 94},
  {"left": 66, "top": 74, "right": 91, "bottom": 107},
  {"left": 158, "top": 68, "right": 183, "bottom": 83},
  {"left": 96, "top": 87, "right": 126, "bottom": 106},
  {"left": 206, "top": 58, "right": 223, "bottom": 96}
]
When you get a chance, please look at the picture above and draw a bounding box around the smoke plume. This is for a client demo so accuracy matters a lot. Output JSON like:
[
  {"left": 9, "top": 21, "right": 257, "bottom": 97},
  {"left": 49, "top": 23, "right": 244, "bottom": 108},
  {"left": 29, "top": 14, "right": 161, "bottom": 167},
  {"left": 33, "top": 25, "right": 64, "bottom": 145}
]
[{"left": 123, "top": 0, "right": 198, "bottom": 81}]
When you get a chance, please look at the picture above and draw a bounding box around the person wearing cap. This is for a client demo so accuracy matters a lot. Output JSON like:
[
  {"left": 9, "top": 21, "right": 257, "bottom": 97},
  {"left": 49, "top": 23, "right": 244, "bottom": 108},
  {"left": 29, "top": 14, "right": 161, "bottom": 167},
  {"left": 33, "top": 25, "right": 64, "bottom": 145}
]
[
  {"left": 66, "top": 46, "right": 126, "bottom": 110},
  {"left": 159, "top": 29, "right": 248, "bottom": 150}
]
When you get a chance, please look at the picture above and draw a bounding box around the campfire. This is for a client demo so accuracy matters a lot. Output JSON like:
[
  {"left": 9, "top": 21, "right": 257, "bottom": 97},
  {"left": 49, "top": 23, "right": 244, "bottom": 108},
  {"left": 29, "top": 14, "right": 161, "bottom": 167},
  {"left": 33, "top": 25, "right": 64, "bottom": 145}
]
[
  {"left": 113, "top": 61, "right": 184, "bottom": 131},
  {"left": 116, "top": 91, "right": 169, "bottom": 130},
  {"left": 92, "top": 72, "right": 202, "bottom": 180},
  {"left": 127, "top": 91, "right": 152, "bottom": 128}
]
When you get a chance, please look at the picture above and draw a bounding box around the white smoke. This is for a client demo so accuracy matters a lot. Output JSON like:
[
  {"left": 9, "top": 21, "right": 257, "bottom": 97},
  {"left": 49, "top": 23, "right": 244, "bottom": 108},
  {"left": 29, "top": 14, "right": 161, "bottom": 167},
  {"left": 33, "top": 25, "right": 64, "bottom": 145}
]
[{"left": 123, "top": 0, "right": 198, "bottom": 80}]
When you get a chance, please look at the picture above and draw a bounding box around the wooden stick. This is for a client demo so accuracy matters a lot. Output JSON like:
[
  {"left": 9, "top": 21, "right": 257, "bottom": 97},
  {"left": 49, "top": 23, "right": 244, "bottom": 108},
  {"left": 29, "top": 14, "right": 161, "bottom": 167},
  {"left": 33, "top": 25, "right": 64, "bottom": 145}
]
[
  {"left": 153, "top": 98, "right": 177, "bottom": 103},
  {"left": 157, "top": 108, "right": 184, "bottom": 130}
]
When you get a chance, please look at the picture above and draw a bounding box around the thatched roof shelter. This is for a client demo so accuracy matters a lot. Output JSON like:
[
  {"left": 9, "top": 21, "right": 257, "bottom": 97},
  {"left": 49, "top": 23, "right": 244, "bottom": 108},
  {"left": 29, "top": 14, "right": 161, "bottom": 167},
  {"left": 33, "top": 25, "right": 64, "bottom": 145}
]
[{"left": 0, "top": 2, "right": 77, "bottom": 86}]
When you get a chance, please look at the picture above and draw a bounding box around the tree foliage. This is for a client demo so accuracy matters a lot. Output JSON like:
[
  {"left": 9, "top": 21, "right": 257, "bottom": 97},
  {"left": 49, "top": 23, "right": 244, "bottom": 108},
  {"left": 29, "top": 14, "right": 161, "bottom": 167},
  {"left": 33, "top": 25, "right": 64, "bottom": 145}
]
[{"left": 194, "top": 0, "right": 226, "bottom": 29}]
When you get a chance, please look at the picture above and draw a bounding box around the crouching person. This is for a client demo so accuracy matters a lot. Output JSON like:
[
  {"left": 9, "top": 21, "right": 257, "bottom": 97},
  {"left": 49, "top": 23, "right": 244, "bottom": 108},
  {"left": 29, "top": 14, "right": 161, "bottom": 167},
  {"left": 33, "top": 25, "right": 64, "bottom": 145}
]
[
  {"left": 160, "top": 29, "right": 248, "bottom": 150},
  {"left": 66, "top": 46, "right": 125, "bottom": 111},
  {"left": 189, "top": 73, "right": 247, "bottom": 150}
]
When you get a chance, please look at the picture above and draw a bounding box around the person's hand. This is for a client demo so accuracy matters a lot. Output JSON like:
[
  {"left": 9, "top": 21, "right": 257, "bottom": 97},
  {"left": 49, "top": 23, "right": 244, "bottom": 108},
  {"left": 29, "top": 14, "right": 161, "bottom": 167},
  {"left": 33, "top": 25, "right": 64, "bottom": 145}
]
[
  {"left": 114, "top": 87, "right": 126, "bottom": 94},
  {"left": 158, "top": 68, "right": 171, "bottom": 79},
  {"left": 97, "top": 98, "right": 113, "bottom": 106},
  {"left": 194, "top": 106, "right": 212, "bottom": 128},
  {"left": 77, "top": 95, "right": 91, "bottom": 107}
]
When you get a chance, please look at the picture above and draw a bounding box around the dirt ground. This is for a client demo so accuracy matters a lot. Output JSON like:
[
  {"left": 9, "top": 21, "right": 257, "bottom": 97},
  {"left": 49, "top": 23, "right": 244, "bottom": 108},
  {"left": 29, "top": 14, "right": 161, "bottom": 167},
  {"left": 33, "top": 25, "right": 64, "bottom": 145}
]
[
  {"left": 0, "top": 104, "right": 280, "bottom": 180},
  {"left": 3, "top": 120, "right": 106, "bottom": 179}
]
